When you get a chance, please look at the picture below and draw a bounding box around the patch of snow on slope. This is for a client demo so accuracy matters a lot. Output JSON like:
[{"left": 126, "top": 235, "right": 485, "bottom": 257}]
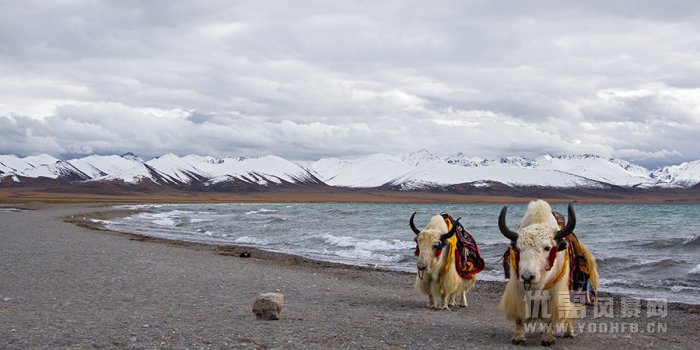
[
  {"left": 0, "top": 154, "right": 61, "bottom": 178},
  {"left": 309, "top": 154, "right": 414, "bottom": 187},
  {"left": 146, "top": 153, "right": 210, "bottom": 184},
  {"left": 147, "top": 154, "right": 314, "bottom": 185},
  {"left": 533, "top": 154, "right": 652, "bottom": 187},
  {"left": 69, "top": 155, "right": 155, "bottom": 184},
  {"left": 651, "top": 160, "right": 700, "bottom": 187}
]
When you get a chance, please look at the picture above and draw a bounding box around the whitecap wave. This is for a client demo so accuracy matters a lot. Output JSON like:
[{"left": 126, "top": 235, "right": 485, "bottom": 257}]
[
  {"left": 0, "top": 208, "right": 23, "bottom": 212},
  {"left": 690, "top": 264, "right": 700, "bottom": 275},
  {"left": 331, "top": 248, "right": 406, "bottom": 264},
  {"left": 153, "top": 217, "right": 175, "bottom": 226},
  {"left": 322, "top": 234, "right": 357, "bottom": 247},
  {"left": 135, "top": 210, "right": 192, "bottom": 227},
  {"left": 683, "top": 233, "right": 700, "bottom": 247},
  {"left": 115, "top": 204, "right": 165, "bottom": 210},
  {"left": 322, "top": 234, "right": 413, "bottom": 251},
  {"left": 671, "top": 285, "right": 700, "bottom": 293},
  {"left": 245, "top": 208, "right": 278, "bottom": 215},
  {"left": 234, "top": 236, "right": 268, "bottom": 245}
]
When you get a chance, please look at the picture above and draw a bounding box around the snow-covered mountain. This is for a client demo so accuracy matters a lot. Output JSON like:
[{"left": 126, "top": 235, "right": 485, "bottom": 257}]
[
  {"left": 649, "top": 160, "right": 700, "bottom": 188},
  {"left": 145, "top": 153, "right": 318, "bottom": 186},
  {"left": 0, "top": 153, "right": 320, "bottom": 188},
  {"left": 1, "top": 150, "right": 699, "bottom": 190},
  {"left": 306, "top": 150, "right": 699, "bottom": 189},
  {"left": 68, "top": 153, "right": 155, "bottom": 184}
]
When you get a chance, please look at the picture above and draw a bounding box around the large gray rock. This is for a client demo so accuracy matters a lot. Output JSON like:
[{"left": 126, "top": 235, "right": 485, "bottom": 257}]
[{"left": 252, "top": 293, "right": 284, "bottom": 320}]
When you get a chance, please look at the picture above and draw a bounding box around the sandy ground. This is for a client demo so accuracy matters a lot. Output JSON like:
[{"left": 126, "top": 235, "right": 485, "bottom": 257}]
[{"left": 1, "top": 203, "right": 698, "bottom": 349}]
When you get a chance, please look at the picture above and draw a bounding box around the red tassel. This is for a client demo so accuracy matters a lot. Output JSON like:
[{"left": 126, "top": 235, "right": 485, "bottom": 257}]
[
  {"left": 414, "top": 247, "right": 420, "bottom": 256},
  {"left": 545, "top": 247, "right": 558, "bottom": 270},
  {"left": 434, "top": 248, "right": 443, "bottom": 257}
]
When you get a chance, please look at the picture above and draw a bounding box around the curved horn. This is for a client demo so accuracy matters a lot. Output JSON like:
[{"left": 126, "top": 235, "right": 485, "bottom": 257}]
[
  {"left": 498, "top": 206, "right": 519, "bottom": 241},
  {"left": 554, "top": 202, "right": 576, "bottom": 240},
  {"left": 409, "top": 212, "right": 420, "bottom": 235},
  {"left": 439, "top": 220, "right": 459, "bottom": 242}
]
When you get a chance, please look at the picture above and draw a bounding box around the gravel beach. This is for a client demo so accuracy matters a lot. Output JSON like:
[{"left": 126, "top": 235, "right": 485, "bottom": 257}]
[{"left": 1, "top": 203, "right": 698, "bottom": 349}]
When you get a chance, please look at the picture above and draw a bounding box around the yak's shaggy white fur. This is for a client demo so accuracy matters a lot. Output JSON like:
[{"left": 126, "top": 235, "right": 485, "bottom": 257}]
[
  {"left": 499, "top": 199, "right": 597, "bottom": 346},
  {"left": 413, "top": 215, "right": 476, "bottom": 309}
]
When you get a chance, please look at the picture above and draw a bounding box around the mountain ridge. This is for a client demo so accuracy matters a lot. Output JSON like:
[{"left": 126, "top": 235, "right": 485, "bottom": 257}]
[{"left": 2, "top": 150, "right": 699, "bottom": 191}]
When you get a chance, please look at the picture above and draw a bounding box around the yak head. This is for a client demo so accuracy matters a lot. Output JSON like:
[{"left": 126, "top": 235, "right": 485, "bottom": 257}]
[
  {"left": 409, "top": 212, "right": 457, "bottom": 280},
  {"left": 498, "top": 200, "right": 575, "bottom": 290}
]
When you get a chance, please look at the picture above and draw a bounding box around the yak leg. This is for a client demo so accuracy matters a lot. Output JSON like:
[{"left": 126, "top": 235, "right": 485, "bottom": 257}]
[
  {"left": 439, "top": 295, "right": 450, "bottom": 310},
  {"left": 433, "top": 285, "right": 449, "bottom": 310},
  {"left": 441, "top": 293, "right": 451, "bottom": 310},
  {"left": 541, "top": 322, "right": 556, "bottom": 346},
  {"left": 430, "top": 284, "right": 444, "bottom": 309},
  {"left": 459, "top": 290, "right": 468, "bottom": 307},
  {"left": 460, "top": 278, "right": 475, "bottom": 308},
  {"left": 564, "top": 320, "right": 576, "bottom": 338},
  {"left": 427, "top": 291, "right": 438, "bottom": 309},
  {"left": 512, "top": 319, "right": 526, "bottom": 345},
  {"left": 448, "top": 293, "right": 457, "bottom": 308}
]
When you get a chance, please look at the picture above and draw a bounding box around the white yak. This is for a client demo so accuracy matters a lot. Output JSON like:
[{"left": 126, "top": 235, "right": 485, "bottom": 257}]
[
  {"left": 410, "top": 213, "right": 477, "bottom": 309},
  {"left": 498, "top": 200, "right": 597, "bottom": 346}
]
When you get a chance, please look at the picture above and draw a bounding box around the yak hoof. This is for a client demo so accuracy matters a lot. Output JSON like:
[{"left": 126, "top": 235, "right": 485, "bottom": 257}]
[
  {"left": 511, "top": 338, "right": 526, "bottom": 346},
  {"left": 541, "top": 338, "right": 555, "bottom": 347},
  {"left": 563, "top": 332, "right": 576, "bottom": 338}
]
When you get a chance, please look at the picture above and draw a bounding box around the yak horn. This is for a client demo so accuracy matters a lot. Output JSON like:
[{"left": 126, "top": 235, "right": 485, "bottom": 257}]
[
  {"left": 554, "top": 202, "right": 576, "bottom": 240},
  {"left": 498, "top": 206, "right": 519, "bottom": 241},
  {"left": 409, "top": 212, "right": 420, "bottom": 235},
  {"left": 440, "top": 220, "right": 459, "bottom": 242}
]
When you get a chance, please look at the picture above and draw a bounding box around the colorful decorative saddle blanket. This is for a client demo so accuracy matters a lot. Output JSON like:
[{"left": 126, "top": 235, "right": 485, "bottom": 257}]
[{"left": 441, "top": 213, "right": 485, "bottom": 279}]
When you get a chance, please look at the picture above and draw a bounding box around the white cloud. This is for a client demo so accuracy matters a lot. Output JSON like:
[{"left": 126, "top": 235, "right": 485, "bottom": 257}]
[{"left": 1, "top": 1, "right": 700, "bottom": 168}]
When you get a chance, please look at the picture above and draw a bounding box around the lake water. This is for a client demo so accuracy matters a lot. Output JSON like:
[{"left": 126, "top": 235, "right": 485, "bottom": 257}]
[{"left": 104, "top": 203, "right": 700, "bottom": 305}]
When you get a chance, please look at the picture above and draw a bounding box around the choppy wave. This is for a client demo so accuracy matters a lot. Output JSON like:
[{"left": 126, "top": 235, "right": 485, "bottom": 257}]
[
  {"left": 234, "top": 236, "right": 269, "bottom": 245},
  {"left": 639, "top": 258, "right": 686, "bottom": 269},
  {"left": 245, "top": 208, "right": 278, "bottom": 215},
  {"left": 595, "top": 256, "right": 634, "bottom": 266},
  {"left": 683, "top": 233, "right": 700, "bottom": 248},
  {"left": 322, "top": 234, "right": 414, "bottom": 252},
  {"left": 0, "top": 208, "right": 23, "bottom": 212},
  {"left": 116, "top": 204, "right": 165, "bottom": 210},
  {"left": 330, "top": 248, "right": 406, "bottom": 264},
  {"left": 671, "top": 285, "right": 700, "bottom": 293},
  {"left": 690, "top": 264, "right": 700, "bottom": 275},
  {"left": 155, "top": 218, "right": 176, "bottom": 227}
]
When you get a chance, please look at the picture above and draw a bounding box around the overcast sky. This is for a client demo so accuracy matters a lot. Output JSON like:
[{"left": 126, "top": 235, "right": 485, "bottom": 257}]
[{"left": 1, "top": 1, "right": 700, "bottom": 168}]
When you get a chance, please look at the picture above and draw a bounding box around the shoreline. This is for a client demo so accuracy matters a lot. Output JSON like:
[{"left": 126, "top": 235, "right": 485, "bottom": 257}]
[
  {"left": 8, "top": 201, "right": 700, "bottom": 309},
  {"left": 1, "top": 203, "right": 699, "bottom": 348},
  {"left": 71, "top": 204, "right": 700, "bottom": 310},
  {"left": 2, "top": 187, "right": 700, "bottom": 205}
]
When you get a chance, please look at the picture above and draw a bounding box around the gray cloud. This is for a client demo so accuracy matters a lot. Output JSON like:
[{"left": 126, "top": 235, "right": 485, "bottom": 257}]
[{"left": 1, "top": 1, "right": 700, "bottom": 168}]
